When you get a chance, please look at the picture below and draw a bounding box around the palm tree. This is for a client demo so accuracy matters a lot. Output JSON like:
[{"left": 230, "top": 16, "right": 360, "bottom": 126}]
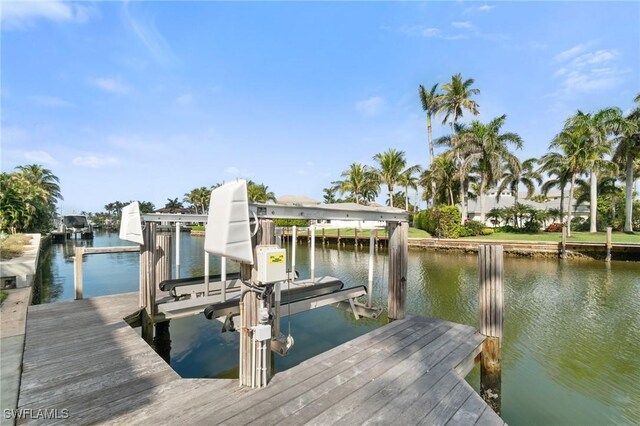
[
  {"left": 565, "top": 108, "right": 622, "bottom": 232},
  {"left": 539, "top": 152, "right": 573, "bottom": 224},
  {"left": 335, "top": 163, "right": 379, "bottom": 204},
  {"left": 322, "top": 187, "right": 338, "bottom": 204},
  {"left": 164, "top": 198, "right": 183, "bottom": 212},
  {"left": 612, "top": 93, "right": 640, "bottom": 232},
  {"left": 246, "top": 181, "right": 276, "bottom": 203},
  {"left": 437, "top": 73, "right": 480, "bottom": 222},
  {"left": 456, "top": 115, "right": 523, "bottom": 224},
  {"left": 497, "top": 158, "right": 542, "bottom": 208},
  {"left": 419, "top": 83, "right": 441, "bottom": 202},
  {"left": 550, "top": 127, "right": 589, "bottom": 237},
  {"left": 16, "top": 164, "right": 63, "bottom": 206},
  {"left": 373, "top": 148, "right": 407, "bottom": 206},
  {"left": 397, "top": 165, "right": 422, "bottom": 211},
  {"left": 420, "top": 154, "right": 458, "bottom": 206}
]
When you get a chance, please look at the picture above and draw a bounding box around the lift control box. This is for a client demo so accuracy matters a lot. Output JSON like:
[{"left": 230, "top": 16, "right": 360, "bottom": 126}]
[{"left": 256, "top": 245, "right": 287, "bottom": 284}]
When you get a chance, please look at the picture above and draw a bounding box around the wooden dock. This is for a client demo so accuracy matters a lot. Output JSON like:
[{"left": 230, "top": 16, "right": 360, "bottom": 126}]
[{"left": 16, "top": 293, "right": 503, "bottom": 425}]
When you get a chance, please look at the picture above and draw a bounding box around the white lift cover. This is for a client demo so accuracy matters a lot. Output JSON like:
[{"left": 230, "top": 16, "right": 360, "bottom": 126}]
[{"left": 204, "top": 180, "right": 254, "bottom": 265}]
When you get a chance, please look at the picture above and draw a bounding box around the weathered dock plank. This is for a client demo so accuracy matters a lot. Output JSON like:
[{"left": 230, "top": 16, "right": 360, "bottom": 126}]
[{"left": 16, "top": 293, "right": 502, "bottom": 425}]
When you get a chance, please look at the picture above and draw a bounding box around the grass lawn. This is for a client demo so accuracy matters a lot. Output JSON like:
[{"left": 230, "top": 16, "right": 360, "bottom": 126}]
[
  {"left": 460, "top": 231, "right": 640, "bottom": 244},
  {"left": 0, "top": 234, "right": 31, "bottom": 259}
]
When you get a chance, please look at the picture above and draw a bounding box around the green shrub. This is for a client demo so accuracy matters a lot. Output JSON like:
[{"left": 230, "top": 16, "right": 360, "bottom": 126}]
[
  {"left": 415, "top": 205, "right": 462, "bottom": 238},
  {"left": 464, "top": 220, "right": 485, "bottom": 236},
  {"left": 273, "top": 219, "right": 310, "bottom": 227},
  {"left": 481, "top": 228, "right": 494, "bottom": 235},
  {"left": 459, "top": 226, "right": 473, "bottom": 237}
]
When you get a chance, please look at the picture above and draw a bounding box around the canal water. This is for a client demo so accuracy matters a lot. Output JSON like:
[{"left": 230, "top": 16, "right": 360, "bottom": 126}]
[{"left": 34, "top": 231, "right": 640, "bottom": 425}]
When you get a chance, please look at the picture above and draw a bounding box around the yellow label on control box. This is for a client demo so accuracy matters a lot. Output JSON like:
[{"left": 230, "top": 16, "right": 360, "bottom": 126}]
[{"left": 269, "top": 254, "right": 284, "bottom": 264}]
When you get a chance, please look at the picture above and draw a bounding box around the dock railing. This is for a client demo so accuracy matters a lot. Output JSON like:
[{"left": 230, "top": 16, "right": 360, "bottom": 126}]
[{"left": 73, "top": 246, "right": 139, "bottom": 300}]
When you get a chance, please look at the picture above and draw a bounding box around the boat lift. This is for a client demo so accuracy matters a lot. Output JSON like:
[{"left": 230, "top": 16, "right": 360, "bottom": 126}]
[{"left": 120, "top": 180, "right": 409, "bottom": 389}]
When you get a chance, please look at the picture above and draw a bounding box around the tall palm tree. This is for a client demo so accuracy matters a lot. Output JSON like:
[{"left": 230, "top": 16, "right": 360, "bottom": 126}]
[
  {"left": 565, "top": 108, "right": 622, "bottom": 232},
  {"left": 397, "top": 165, "right": 422, "bottom": 211},
  {"left": 456, "top": 115, "right": 523, "bottom": 223},
  {"left": 612, "top": 93, "right": 640, "bottom": 232},
  {"left": 334, "top": 163, "right": 379, "bottom": 204},
  {"left": 497, "top": 158, "right": 542, "bottom": 208},
  {"left": 550, "top": 127, "right": 590, "bottom": 237},
  {"left": 437, "top": 73, "right": 480, "bottom": 223},
  {"left": 419, "top": 83, "right": 441, "bottom": 203},
  {"left": 373, "top": 148, "right": 407, "bottom": 206}
]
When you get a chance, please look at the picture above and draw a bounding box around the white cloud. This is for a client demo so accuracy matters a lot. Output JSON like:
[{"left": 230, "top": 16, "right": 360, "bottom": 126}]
[
  {"left": 90, "top": 78, "right": 130, "bottom": 94},
  {"left": 72, "top": 155, "right": 119, "bottom": 168},
  {"left": 175, "top": 93, "right": 194, "bottom": 105},
  {"left": 225, "top": 166, "right": 240, "bottom": 175},
  {"left": 1, "top": 1, "right": 93, "bottom": 30},
  {"left": 356, "top": 96, "right": 385, "bottom": 117},
  {"left": 29, "top": 95, "right": 74, "bottom": 108},
  {"left": 23, "top": 150, "right": 59, "bottom": 165},
  {"left": 399, "top": 25, "right": 441, "bottom": 38},
  {"left": 122, "top": 2, "right": 177, "bottom": 65},
  {"left": 451, "top": 21, "right": 474, "bottom": 29},
  {"left": 553, "top": 45, "right": 629, "bottom": 95},
  {"left": 464, "top": 4, "right": 495, "bottom": 14},
  {"left": 555, "top": 43, "right": 589, "bottom": 62}
]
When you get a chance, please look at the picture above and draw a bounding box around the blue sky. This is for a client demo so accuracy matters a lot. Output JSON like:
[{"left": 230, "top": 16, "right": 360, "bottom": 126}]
[{"left": 2, "top": 1, "right": 639, "bottom": 213}]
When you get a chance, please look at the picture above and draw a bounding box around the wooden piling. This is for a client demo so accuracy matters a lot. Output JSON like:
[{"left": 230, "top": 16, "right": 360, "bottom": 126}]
[
  {"left": 239, "top": 219, "right": 275, "bottom": 388},
  {"left": 478, "top": 244, "right": 503, "bottom": 416},
  {"left": 140, "top": 223, "right": 157, "bottom": 344},
  {"left": 387, "top": 221, "right": 408, "bottom": 321},
  {"left": 155, "top": 233, "right": 172, "bottom": 286},
  {"left": 561, "top": 226, "right": 567, "bottom": 259},
  {"left": 605, "top": 227, "right": 612, "bottom": 262},
  {"left": 73, "top": 246, "right": 85, "bottom": 300},
  {"left": 337, "top": 228, "right": 341, "bottom": 246},
  {"left": 354, "top": 228, "right": 359, "bottom": 247}
]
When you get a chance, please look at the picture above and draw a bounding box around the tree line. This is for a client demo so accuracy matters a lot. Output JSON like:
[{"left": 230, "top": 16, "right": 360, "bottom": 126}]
[
  {"left": 323, "top": 74, "right": 639, "bottom": 233},
  {"left": 0, "top": 165, "right": 63, "bottom": 234}
]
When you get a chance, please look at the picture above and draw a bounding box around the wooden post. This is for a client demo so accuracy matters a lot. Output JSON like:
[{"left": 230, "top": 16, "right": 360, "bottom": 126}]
[
  {"left": 561, "top": 226, "right": 567, "bottom": 259},
  {"left": 74, "top": 246, "right": 85, "bottom": 300},
  {"left": 354, "top": 228, "right": 359, "bottom": 247},
  {"left": 374, "top": 229, "right": 379, "bottom": 249},
  {"left": 154, "top": 320, "right": 171, "bottom": 364},
  {"left": 239, "top": 219, "right": 275, "bottom": 388},
  {"left": 478, "top": 245, "right": 503, "bottom": 416},
  {"left": 387, "top": 222, "right": 408, "bottom": 321},
  {"left": 140, "top": 223, "right": 157, "bottom": 345},
  {"left": 368, "top": 231, "right": 375, "bottom": 307},
  {"left": 605, "top": 227, "right": 612, "bottom": 262},
  {"left": 175, "top": 222, "right": 181, "bottom": 278},
  {"left": 337, "top": 228, "right": 341, "bottom": 246},
  {"left": 155, "top": 233, "right": 172, "bottom": 287},
  {"left": 322, "top": 228, "right": 326, "bottom": 245}
]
